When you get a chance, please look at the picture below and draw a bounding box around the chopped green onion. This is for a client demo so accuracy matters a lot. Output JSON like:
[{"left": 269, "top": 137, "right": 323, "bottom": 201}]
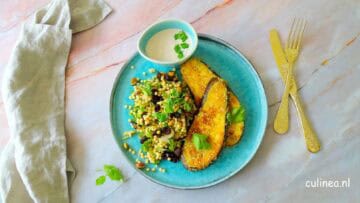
[
  {"left": 180, "top": 34, "right": 188, "bottom": 42},
  {"left": 181, "top": 43, "right": 189, "bottom": 49},
  {"left": 174, "top": 33, "right": 181, "bottom": 40},
  {"left": 177, "top": 52, "right": 184, "bottom": 59},
  {"left": 174, "top": 31, "right": 189, "bottom": 58},
  {"left": 174, "top": 44, "right": 181, "bottom": 53}
]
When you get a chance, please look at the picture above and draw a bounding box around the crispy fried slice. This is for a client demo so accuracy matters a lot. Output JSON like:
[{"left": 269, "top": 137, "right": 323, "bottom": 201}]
[
  {"left": 182, "top": 78, "right": 228, "bottom": 170},
  {"left": 181, "top": 58, "right": 244, "bottom": 146},
  {"left": 180, "top": 58, "right": 215, "bottom": 106},
  {"left": 225, "top": 92, "right": 245, "bottom": 146}
]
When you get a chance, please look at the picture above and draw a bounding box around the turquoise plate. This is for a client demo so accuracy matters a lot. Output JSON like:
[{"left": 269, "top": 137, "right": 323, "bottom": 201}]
[{"left": 110, "top": 34, "right": 268, "bottom": 189}]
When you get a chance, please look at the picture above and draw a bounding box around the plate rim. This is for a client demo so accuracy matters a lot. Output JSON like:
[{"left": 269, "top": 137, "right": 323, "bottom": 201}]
[{"left": 109, "top": 33, "right": 268, "bottom": 189}]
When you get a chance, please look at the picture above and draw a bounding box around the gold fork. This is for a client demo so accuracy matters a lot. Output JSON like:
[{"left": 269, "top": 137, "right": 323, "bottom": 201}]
[
  {"left": 274, "top": 18, "right": 321, "bottom": 152},
  {"left": 274, "top": 18, "right": 305, "bottom": 133}
]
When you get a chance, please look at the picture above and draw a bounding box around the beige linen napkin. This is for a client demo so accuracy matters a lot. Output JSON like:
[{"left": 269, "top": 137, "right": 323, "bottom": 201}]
[{"left": 0, "top": 0, "right": 111, "bottom": 202}]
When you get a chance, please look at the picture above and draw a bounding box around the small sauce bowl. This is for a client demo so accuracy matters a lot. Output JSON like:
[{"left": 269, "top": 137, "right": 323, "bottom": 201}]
[{"left": 137, "top": 19, "right": 198, "bottom": 66}]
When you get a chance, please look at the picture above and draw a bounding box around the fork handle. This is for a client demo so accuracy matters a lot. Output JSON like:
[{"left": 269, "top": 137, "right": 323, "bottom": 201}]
[{"left": 291, "top": 91, "right": 321, "bottom": 153}]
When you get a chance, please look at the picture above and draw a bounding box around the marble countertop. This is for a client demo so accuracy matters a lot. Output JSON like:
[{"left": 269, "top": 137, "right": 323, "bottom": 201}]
[{"left": 0, "top": 0, "right": 359, "bottom": 202}]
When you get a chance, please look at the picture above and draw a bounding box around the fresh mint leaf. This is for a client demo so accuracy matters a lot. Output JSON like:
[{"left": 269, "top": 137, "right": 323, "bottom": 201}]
[
  {"left": 141, "top": 139, "right": 152, "bottom": 152},
  {"left": 192, "top": 133, "right": 211, "bottom": 150},
  {"left": 226, "top": 112, "right": 232, "bottom": 125},
  {"left": 96, "top": 175, "right": 106, "bottom": 185},
  {"left": 96, "top": 165, "right": 124, "bottom": 186},
  {"left": 183, "top": 102, "right": 192, "bottom": 112},
  {"left": 164, "top": 99, "right": 174, "bottom": 114},
  {"left": 103, "top": 165, "right": 123, "bottom": 181},
  {"left": 170, "top": 89, "right": 181, "bottom": 98},
  {"left": 153, "top": 112, "right": 168, "bottom": 122},
  {"left": 230, "top": 106, "right": 245, "bottom": 124},
  {"left": 140, "top": 83, "right": 152, "bottom": 96},
  {"left": 164, "top": 105, "right": 173, "bottom": 114}
]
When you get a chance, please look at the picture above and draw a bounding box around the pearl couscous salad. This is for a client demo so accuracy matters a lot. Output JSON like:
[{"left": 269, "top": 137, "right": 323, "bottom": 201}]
[{"left": 127, "top": 71, "right": 197, "bottom": 166}]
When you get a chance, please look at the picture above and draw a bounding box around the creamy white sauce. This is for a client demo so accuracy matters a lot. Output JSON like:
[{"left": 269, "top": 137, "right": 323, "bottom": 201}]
[{"left": 145, "top": 29, "right": 192, "bottom": 62}]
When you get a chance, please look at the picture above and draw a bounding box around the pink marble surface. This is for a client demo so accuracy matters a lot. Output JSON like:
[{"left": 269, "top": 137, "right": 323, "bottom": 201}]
[{"left": 0, "top": 0, "right": 359, "bottom": 202}]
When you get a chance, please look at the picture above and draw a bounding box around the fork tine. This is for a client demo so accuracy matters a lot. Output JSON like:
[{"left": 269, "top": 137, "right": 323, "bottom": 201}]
[
  {"left": 291, "top": 18, "right": 301, "bottom": 49},
  {"left": 291, "top": 19, "right": 299, "bottom": 49},
  {"left": 295, "top": 19, "right": 306, "bottom": 50},
  {"left": 286, "top": 18, "right": 297, "bottom": 49}
]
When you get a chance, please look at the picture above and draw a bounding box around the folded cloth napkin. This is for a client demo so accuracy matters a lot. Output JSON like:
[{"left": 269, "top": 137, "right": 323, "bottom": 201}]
[{"left": 0, "top": 0, "right": 111, "bottom": 202}]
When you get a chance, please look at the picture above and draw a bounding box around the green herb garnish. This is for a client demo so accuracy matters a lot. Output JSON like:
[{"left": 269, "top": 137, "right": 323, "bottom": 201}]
[
  {"left": 181, "top": 35, "right": 188, "bottom": 42},
  {"left": 177, "top": 52, "right": 184, "bottom": 59},
  {"left": 95, "top": 165, "right": 124, "bottom": 186},
  {"left": 183, "top": 102, "right": 192, "bottom": 112},
  {"left": 141, "top": 139, "right": 152, "bottom": 152},
  {"left": 104, "top": 165, "right": 124, "bottom": 181},
  {"left": 192, "top": 133, "right": 211, "bottom": 150},
  {"left": 226, "top": 112, "right": 232, "bottom": 125},
  {"left": 174, "top": 44, "right": 181, "bottom": 53},
  {"left": 174, "top": 30, "right": 189, "bottom": 59},
  {"left": 144, "top": 129, "right": 152, "bottom": 137},
  {"left": 174, "top": 33, "right": 181, "bottom": 40},
  {"left": 170, "top": 89, "right": 181, "bottom": 98},
  {"left": 228, "top": 106, "right": 245, "bottom": 124},
  {"left": 164, "top": 100, "right": 174, "bottom": 113},
  {"left": 168, "top": 138, "right": 176, "bottom": 151},
  {"left": 134, "top": 106, "right": 145, "bottom": 119},
  {"left": 181, "top": 43, "right": 189, "bottom": 49},
  {"left": 96, "top": 175, "right": 106, "bottom": 185},
  {"left": 174, "top": 31, "right": 187, "bottom": 41},
  {"left": 153, "top": 112, "right": 168, "bottom": 122},
  {"left": 140, "top": 83, "right": 152, "bottom": 96},
  {"left": 178, "top": 31, "right": 188, "bottom": 42}
]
